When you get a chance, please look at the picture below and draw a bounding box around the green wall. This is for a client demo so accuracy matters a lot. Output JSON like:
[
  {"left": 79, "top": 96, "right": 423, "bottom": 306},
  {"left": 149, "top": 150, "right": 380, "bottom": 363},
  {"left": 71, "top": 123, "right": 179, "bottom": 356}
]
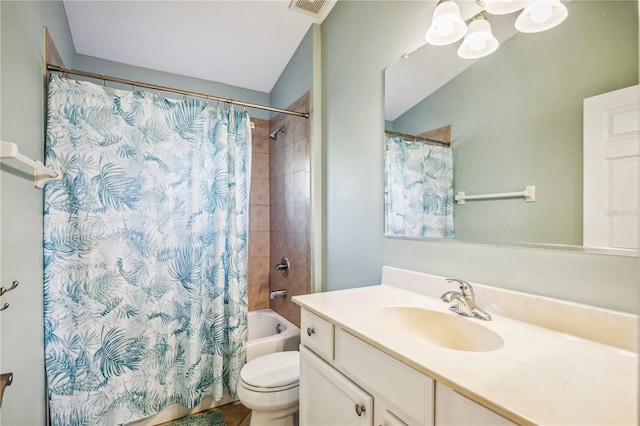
[
  {"left": 270, "top": 26, "right": 314, "bottom": 112},
  {"left": 76, "top": 54, "right": 272, "bottom": 120},
  {"left": 1, "top": 2, "right": 76, "bottom": 424},
  {"left": 321, "top": 0, "right": 638, "bottom": 313},
  {"left": 392, "top": 1, "right": 638, "bottom": 245}
]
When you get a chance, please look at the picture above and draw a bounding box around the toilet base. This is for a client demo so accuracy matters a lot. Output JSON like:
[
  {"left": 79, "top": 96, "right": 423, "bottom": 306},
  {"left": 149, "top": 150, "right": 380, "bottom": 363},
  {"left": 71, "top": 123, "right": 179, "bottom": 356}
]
[{"left": 249, "top": 407, "right": 298, "bottom": 426}]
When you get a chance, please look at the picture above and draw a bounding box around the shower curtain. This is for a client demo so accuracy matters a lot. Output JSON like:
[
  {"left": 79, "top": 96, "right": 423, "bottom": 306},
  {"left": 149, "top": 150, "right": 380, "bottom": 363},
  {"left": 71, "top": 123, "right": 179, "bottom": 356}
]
[
  {"left": 385, "top": 135, "right": 454, "bottom": 238},
  {"left": 43, "top": 74, "right": 250, "bottom": 425}
]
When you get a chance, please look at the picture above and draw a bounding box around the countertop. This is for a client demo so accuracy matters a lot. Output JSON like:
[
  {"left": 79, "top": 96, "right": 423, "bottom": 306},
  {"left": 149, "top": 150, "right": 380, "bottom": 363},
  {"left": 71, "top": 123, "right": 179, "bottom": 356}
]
[{"left": 292, "top": 284, "right": 637, "bottom": 425}]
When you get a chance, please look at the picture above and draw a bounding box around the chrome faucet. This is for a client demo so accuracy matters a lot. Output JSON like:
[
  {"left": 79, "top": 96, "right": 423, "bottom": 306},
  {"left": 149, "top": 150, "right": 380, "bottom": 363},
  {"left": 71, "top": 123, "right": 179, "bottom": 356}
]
[{"left": 441, "top": 279, "right": 491, "bottom": 321}]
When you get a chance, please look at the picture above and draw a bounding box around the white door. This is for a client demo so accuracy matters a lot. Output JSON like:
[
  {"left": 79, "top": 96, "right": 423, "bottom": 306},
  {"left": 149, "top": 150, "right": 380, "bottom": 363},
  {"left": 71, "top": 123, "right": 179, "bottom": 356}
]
[
  {"left": 583, "top": 85, "right": 639, "bottom": 249},
  {"left": 299, "top": 346, "right": 373, "bottom": 426}
]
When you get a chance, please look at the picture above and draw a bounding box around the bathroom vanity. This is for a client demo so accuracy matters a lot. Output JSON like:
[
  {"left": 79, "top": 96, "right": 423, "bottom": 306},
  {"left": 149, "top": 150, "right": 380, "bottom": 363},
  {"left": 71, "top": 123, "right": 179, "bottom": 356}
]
[{"left": 292, "top": 267, "right": 637, "bottom": 425}]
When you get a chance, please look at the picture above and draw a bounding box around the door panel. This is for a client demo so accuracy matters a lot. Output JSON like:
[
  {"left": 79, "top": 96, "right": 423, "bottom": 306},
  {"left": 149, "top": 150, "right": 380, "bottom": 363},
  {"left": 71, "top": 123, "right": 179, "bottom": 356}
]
[
  {"left": 584, "top": 85, "right": 639, "bottom": 249},
  {"left": 299, "top": 346, "right": 373, "bottom": 426}
]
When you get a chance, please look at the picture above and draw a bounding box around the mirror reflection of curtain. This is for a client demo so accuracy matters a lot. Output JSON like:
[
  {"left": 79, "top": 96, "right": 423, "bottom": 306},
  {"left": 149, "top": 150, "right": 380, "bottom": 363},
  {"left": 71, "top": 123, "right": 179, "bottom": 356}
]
[
  {"left": 43, "top": 74, "right": 250, "bottom": 425},
  {"left": 385, "top": 135, "right": 453, "bottom": 238}
]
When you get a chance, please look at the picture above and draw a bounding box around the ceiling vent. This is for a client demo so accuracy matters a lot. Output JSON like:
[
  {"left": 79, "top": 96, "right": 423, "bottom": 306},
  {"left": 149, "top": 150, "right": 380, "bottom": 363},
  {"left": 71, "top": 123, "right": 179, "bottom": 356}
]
[{"left": 288, "top": 0, "right": 336, "bottom": 22}]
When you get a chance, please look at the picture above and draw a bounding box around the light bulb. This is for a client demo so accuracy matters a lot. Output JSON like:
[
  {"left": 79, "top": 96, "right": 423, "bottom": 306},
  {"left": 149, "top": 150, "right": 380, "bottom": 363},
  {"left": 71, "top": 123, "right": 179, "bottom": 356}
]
[
  {"left": 437, "top": 20, "right": 454, "bottom": 37},
  {"left": 515, "top": 0, "right": 566, "bottom": 32},
  {"left": 457, "top": 16, "right": 499, "bottom": 59},
  {"left": 425, "top": 1, "right": 467, "bottom": 46},
  {"left": 468, "top": 36, "right": 487, "bottom": 52},
  {"left": 530, "top": 1, "right": 552, "bottom": 23}
]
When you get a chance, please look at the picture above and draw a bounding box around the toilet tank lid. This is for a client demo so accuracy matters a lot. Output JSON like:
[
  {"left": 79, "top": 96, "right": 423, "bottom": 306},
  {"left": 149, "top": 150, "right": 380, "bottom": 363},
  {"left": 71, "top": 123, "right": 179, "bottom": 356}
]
[{"left": 240, "top": 351, "right": 299, "bottom": 388}]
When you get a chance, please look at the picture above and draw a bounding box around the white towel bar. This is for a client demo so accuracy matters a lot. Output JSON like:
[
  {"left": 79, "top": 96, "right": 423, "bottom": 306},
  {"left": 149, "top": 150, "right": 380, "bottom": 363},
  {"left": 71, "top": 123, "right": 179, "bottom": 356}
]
[
  {"left": 1, "top": 141, "right": 60, "bottom": 188},
  {"left": 455, "top": 186, "right": 536, "bottom": 205}
]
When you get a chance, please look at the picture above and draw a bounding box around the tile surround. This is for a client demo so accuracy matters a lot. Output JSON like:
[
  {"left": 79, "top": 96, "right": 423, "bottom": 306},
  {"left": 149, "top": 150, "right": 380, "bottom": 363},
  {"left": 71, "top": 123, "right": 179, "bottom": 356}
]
[
  {"left": 269, "top": 93, "right": 311, "bottom": 327},
  {"left": 247, "top": 93, "right": 312, "bottom": 319},
  {"left": 248, "top": 118, "right": 270, "bottom": 311}
]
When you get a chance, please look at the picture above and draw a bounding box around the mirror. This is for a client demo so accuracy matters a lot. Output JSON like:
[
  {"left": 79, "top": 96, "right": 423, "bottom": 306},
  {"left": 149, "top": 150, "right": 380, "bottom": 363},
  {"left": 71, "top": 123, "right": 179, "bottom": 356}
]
[{"left": 384, "top": 0, "right": 638, "bottom": 254}]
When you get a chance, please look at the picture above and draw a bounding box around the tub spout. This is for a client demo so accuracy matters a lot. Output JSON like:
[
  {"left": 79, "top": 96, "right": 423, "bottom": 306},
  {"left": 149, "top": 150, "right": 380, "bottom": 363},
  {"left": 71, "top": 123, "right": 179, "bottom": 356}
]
[{"left": 270, "top": 289, "right": 287, "bottom": 299}]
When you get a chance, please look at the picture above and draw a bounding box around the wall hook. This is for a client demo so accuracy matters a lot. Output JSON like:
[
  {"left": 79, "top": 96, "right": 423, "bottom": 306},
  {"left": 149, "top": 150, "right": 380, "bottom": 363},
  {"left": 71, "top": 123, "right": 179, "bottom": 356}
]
[
  {"left": 0, "top": 281, "right": 19, "bottom": 296},
  {"left": 0, "top": 303, "right": 9, "bottom": 312}
]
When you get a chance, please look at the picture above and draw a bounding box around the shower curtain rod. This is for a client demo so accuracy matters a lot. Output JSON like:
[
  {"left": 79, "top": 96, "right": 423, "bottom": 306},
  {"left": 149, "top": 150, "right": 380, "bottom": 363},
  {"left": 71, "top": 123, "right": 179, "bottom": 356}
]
[
  {"left": 46, "top": 64, "right": 310, "bottom": 119},
  {"left": 385, "top": 129, "right": 450, "bottom": 147}
]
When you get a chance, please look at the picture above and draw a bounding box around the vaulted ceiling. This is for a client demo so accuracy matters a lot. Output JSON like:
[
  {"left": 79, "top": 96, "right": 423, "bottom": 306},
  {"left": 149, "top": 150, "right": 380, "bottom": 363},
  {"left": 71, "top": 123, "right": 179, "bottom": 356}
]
[{"left": 63, "top": 1, "right": 335, "bottom": 94}]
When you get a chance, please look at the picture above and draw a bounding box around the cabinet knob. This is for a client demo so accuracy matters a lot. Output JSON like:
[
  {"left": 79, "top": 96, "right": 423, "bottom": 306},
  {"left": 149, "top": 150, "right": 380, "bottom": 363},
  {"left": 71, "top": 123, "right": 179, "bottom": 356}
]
[
  {"left": 355, "top": 404, "right": 366, "bottom": 417},
  {"left": 307, "top": 327, "right": 315, "bottom": 336}
]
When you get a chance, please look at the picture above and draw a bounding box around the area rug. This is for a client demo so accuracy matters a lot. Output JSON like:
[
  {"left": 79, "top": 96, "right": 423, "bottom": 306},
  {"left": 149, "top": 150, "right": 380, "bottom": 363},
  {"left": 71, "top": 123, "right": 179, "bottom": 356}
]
[{"left": 165, "top": 409, "right": 227, "bottom": 426}]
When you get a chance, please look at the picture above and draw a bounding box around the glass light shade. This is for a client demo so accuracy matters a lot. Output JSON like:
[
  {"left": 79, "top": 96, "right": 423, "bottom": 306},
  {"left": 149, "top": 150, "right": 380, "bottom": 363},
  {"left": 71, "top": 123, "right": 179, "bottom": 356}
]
[
  {"left": 515, "top": 0, "right": 568, "bottom": 33},
  {"left": 457, "top": 17, "right": 499, "bottom": 59},
  {"left": 425, "top": 1, "right": 468, "bottom": 46},
  {"left": 484, "top": 0, "right": 534, "bottom": 15}
]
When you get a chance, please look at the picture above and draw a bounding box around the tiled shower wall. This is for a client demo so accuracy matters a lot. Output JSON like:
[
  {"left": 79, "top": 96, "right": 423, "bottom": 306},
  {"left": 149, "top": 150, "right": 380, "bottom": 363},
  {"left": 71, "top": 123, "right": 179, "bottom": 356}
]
[
  {"left": 269, "top": 93, "right": 311, "bottom": 327},
  {"left": 247, "top": 93, "right": 311, "bottom": 323},
  {"left": 248, "top": 118, "right": 271, "bottom": 311}
]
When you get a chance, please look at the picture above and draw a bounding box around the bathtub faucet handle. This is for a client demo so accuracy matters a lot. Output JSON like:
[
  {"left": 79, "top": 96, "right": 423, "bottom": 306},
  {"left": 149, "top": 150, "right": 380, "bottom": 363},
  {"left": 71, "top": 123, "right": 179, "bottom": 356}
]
[{"left": 274, "top": 257, "right": 290, "bottom": 277}]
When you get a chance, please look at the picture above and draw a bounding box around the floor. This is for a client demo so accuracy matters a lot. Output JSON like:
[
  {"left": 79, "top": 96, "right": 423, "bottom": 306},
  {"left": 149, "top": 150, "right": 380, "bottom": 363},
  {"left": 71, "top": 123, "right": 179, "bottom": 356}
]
[{"left": 217, "top": 401, "right": 251, "bottom": 426}]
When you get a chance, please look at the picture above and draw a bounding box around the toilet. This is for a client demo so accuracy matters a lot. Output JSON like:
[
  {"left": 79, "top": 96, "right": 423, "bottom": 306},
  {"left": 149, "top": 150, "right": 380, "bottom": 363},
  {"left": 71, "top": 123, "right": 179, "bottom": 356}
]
[{"left": 236, "top": 351, "right": 300, "bottom": 426}]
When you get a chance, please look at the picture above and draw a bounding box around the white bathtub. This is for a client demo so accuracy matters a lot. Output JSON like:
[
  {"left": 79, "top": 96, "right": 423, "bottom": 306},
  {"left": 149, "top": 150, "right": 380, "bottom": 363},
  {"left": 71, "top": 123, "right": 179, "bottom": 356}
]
[
  {"left": 129, "top": 308, "right": 300, "bottom": 425},
  {"left": 247, "top": 308, "right": 301, "bottom": 361}
]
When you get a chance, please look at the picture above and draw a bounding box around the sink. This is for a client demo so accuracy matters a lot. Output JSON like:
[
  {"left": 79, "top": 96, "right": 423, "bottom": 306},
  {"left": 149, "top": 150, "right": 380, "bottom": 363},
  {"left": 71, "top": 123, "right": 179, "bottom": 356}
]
[{"left": 374, "top": 306, "right": 504, "bottom": 352}]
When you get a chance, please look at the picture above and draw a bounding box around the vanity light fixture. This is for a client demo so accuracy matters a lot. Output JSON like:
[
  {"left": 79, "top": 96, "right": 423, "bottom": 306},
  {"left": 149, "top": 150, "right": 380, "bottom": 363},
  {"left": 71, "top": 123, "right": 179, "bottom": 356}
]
[
  {"left": 425, "top": 0, "right": 468, "bottom": 46},
  {"left": 457, "top": 14, "right": 499, "bottom": 59},
  {"left": 425, "top": 0, "right": 568, "bottom": 58},
  {"left": 515, "top": 0, "right": 568, "bottom": 33}
]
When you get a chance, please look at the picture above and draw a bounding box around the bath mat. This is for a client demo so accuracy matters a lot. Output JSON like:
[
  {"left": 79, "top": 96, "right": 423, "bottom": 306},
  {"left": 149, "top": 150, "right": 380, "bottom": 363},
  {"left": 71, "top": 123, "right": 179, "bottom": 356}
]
[{"left": 165, "top": 409, "right": 227, "bottom": 426}]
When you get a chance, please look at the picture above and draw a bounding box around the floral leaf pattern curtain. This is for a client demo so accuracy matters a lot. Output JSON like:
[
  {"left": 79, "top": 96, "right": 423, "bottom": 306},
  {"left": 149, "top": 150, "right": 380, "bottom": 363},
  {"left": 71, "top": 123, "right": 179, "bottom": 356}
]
[
  {"left": 44, "top": 74, "right": 250, "bottom": 425},
  {"left": 384, "top": 135, "right": 454, "bottom": 238}
]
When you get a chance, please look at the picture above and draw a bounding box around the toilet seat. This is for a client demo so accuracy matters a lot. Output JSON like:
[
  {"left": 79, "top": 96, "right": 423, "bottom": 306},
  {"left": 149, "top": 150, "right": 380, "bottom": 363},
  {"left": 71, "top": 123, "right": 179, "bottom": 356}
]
[
  {"left": 240, "top": 351, "right": 299, "bottom": 392},
  {"left": 240, "top": 380, "right": 298, "bottom": 393}
]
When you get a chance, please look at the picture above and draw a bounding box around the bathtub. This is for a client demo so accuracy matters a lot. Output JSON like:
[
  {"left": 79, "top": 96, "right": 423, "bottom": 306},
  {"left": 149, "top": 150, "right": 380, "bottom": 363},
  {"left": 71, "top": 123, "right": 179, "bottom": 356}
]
[
  {"left": 247, "top": 308, "right": 301, "bottom": 361},
  {"left": 129, "top": 308, "right": 300, "bottom": 425}
]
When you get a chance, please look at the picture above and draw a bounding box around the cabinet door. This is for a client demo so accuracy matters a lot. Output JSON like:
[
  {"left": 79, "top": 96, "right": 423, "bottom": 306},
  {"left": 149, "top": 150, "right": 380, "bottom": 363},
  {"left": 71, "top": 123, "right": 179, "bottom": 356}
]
[
  {"left": 335, "top": 328, "right": 434, "bottom": 425},
  {"left": 435, "top": 383, "right": 516, "bottom": 426},
  {"left": 300, "top": 346, "right": 373, "bottom": 426},
  {"left": 382, "top": 409, "right": 409, "bottom": 426}
]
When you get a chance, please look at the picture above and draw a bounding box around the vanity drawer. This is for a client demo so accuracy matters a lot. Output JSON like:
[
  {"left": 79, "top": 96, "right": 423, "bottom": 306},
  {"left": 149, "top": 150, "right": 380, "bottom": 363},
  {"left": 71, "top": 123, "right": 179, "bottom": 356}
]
[
  {"left": 435, "top": 382, "right": 516, "bottom": 425},
  {"left": 301, "top": 309, "right": 334, "bottom": 362},
  {"left": 335, "top": 328, "right": 434, "bottom": 425}
]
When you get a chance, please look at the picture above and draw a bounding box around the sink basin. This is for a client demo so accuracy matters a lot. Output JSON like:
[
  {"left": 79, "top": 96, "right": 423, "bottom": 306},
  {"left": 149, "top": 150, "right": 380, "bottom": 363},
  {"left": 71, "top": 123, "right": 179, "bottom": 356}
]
[{"left": 374, "top": 306, "right": 504, "bottom": 352}]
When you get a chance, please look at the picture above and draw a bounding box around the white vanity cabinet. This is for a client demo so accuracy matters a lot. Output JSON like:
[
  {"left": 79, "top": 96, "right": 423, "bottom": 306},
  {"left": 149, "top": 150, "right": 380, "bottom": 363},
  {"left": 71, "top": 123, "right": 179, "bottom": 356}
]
[
  {"left": 299, "top": 308, "right": 515, "bottom": 426},
  {"left": 300, "top": 309, "right": 433, "bottom": 426},
  {"left": 299, "top": 310, "right": 373, "bottom": 425},
  {"left": 294, "top": 269, "right": 638, "bottom": 425}
]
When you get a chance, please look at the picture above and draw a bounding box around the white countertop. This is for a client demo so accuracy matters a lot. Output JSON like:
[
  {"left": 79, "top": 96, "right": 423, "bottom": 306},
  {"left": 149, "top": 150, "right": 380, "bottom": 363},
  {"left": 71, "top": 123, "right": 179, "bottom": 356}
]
[{"left": 292, "top": 283, "right": 637, "bottom": 425}]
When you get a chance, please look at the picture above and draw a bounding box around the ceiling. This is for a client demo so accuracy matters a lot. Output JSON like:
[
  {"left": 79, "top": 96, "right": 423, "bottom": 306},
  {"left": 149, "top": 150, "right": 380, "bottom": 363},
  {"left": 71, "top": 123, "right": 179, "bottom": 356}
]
[{"left": 63, "top": 1, "right": 335, "bottom": 94}]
